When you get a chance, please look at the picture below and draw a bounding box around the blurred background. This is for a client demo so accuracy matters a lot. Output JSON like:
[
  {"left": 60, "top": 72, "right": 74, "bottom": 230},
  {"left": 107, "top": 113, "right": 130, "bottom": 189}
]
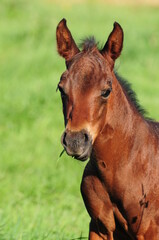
[{"left": 0, "top": 0, "right": 159, "bottom": 239}]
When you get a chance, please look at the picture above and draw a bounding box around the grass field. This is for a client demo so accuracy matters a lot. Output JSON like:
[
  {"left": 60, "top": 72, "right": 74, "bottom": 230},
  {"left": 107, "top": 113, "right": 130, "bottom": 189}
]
[{"left": 0, "top": 0, "right": 159, "bottom": 239}]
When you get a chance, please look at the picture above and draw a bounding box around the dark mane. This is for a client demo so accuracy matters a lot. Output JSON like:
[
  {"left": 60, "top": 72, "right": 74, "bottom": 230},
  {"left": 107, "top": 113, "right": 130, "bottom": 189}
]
[
  {"left": 115, "top": 72, "right": 150, "bottom": 120},
  {"left": 80, "top": 36, "right": 97, "bottom": 51}
]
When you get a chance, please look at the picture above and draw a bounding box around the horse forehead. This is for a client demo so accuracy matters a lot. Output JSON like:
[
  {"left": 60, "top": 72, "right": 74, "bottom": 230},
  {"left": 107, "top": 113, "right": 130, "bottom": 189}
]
[
  {"left": 69, "top": 53, "right": 107, "bottom": 85},
  {"left": 72, "top": 52, "right": 106, "bottom": 71}
]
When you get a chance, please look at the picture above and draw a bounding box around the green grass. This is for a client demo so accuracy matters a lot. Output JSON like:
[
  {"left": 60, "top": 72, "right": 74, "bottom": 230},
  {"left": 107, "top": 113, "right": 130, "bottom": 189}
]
[{"left": 0, "top": 0, "right": 159, "bottom": 239}]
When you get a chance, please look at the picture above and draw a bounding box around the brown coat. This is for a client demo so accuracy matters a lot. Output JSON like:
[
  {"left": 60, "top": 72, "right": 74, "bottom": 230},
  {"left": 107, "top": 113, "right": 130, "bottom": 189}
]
[{"left": 56, "top": 19, "right": 159, "bottom": 239}]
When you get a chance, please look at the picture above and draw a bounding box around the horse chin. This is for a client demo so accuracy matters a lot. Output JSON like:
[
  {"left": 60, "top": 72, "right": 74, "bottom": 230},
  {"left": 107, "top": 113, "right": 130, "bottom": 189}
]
[{"left": 74, "top": 153, "right": 89, "bottom": 161}]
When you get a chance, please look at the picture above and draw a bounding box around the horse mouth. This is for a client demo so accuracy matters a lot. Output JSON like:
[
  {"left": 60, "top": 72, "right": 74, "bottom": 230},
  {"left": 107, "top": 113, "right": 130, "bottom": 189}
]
[
  {"left": 73, "top": 149, "right": 92, "bottom": 161},
  {"left": 65, "top": 145, "right": 92, "bottom": 162}
]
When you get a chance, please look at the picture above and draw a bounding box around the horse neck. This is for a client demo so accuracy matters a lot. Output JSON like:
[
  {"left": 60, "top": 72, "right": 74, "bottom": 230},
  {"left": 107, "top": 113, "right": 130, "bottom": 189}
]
[
  {"left": 93, "top": 72, "right": 146, "bottom": 163},
  {"left": 107, "top": 72, "right": 138, "bottom": 134}
]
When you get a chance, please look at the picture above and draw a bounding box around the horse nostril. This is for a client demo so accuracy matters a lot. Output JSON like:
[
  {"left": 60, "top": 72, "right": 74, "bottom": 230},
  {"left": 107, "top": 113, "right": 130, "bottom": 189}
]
[
  {"left": 62, "top": 132, "right": 67, "bottom": 147},
  {"left": 84, "top": 133, "right": 89, "bottom": 143}
]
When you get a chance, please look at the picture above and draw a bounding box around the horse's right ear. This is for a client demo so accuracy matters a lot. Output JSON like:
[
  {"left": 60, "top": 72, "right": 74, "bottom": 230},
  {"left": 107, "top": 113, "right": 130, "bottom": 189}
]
[
  {"left": 56, "top": 19, "right": 80, "bottom": 61},
  {"left": 101, "top": 22, "right": 124, "bottom": 68}
]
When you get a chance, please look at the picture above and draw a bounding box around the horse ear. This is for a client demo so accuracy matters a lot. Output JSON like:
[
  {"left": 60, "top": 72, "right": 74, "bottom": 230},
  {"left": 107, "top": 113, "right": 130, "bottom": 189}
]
[
  {"left": 56, "top": 19, "right": 80, "bottom": 61},
  {"left": 101, "top": 22, "right": 124, "bottom": 68}
]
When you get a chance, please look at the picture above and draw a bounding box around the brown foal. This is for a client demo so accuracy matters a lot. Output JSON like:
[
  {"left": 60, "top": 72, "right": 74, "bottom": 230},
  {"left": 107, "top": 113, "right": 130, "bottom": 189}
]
[{"left": 56, "top": 19, "right": 159, "bottom": 239}]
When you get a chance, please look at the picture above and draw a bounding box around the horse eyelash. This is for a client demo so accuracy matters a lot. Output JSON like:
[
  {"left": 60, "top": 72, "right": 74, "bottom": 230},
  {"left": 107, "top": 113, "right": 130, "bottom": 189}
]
[
  {"left": 56, "top": 84, "right": 64, "bottom": 94},
  {"left": 56, "top": 85, "right": 59, "bottom": 92}
]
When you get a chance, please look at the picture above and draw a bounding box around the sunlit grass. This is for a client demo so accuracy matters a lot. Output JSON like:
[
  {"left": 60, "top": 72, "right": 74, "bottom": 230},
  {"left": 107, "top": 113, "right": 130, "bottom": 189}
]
[{"left": 0, "top": 0, "right": 159, "bottom": 239}]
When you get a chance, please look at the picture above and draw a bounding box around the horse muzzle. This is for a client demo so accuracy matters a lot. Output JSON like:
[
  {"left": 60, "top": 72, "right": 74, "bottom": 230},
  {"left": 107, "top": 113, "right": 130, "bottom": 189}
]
[{"left": 61, "top": 129, "right": 92, "bottom": 161}]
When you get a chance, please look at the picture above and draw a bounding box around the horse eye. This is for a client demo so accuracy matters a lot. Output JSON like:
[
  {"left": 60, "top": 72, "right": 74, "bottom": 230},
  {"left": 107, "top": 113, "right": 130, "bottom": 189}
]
[
  {"left": 101, "top": 88, "right": 112, "bottom": 99},
  {"left": 58, "top": 86, "right": 67, "bottom": 97}
]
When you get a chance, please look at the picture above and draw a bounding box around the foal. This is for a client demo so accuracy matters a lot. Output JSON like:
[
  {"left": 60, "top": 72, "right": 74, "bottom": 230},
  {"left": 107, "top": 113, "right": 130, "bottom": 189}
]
[{"left": 56, "top": 19, "right": 159, "bottom": 240}]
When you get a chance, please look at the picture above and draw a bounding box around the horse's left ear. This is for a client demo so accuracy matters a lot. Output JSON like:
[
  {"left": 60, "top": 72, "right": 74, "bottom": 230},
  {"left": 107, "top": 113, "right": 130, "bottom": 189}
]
[{"left": 101, "top": 22, "right": 124, "bottom": 68}]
